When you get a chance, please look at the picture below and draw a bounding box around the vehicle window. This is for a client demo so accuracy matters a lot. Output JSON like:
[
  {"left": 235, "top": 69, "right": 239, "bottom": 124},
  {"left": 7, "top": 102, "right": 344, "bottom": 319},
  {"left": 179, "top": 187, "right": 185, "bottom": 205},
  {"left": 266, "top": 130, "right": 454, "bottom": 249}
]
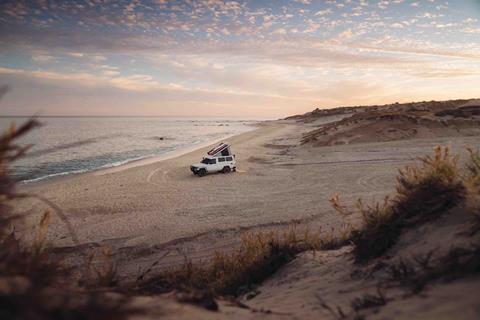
[
  {"left": 201, "top": 158, "right": 216, "bottom": 164},
  {"left": 219, "top": 158, "right": 225, "bottom": 162},
  {"left": 226, "top": 156, "right": 233, "bottom": 161}
]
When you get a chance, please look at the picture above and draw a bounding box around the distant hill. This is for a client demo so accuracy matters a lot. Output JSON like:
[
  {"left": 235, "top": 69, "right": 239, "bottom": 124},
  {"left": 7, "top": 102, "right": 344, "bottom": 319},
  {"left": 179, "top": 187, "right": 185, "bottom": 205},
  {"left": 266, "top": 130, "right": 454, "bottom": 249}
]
[{"left": 290, "top": 99, "right": 480, "bottom": 146}]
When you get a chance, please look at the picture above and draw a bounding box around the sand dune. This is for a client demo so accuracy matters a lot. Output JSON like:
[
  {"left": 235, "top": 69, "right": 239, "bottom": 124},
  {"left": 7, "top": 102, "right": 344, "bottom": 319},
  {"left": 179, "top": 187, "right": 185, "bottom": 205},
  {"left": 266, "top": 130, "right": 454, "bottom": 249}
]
[
  {"left": 298, "top": 99, "right": 480, "bottom": 147},
  {"left": 12, "top": 102, "right": 480, "bottom": 319}
]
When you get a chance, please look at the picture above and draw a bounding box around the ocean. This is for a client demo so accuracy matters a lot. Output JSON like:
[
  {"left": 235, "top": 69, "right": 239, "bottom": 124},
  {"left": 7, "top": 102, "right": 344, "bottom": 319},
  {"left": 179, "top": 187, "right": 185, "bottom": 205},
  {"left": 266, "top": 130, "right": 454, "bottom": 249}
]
[{"left": 0, "top": 117, "right": 258, "bottom": 183}]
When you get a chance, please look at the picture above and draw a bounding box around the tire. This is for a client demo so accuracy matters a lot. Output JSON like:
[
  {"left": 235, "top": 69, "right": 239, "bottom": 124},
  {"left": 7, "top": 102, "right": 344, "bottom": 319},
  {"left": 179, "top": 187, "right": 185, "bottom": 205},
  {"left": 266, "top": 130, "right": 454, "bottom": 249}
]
[
  {"left": 222, "top": 166, "right": 231, "bottom": 174},
  {"left": 197, "top": 168, "right": 207, "bottom": 177}
]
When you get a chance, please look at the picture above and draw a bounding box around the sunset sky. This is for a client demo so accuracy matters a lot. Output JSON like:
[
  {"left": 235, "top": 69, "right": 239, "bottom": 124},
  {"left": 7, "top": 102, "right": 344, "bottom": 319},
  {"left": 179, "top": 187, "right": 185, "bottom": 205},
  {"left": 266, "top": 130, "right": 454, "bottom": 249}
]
[{"left": 0, "top": 0, "right": 479, "bottom": 118}]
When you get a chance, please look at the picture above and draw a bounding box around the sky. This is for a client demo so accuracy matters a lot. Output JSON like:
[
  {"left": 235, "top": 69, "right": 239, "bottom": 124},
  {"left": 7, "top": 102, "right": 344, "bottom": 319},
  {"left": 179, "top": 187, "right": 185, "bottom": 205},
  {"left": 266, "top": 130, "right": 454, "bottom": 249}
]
[{"left": 0, "top": 0, "right": 479, "bottom": 118}]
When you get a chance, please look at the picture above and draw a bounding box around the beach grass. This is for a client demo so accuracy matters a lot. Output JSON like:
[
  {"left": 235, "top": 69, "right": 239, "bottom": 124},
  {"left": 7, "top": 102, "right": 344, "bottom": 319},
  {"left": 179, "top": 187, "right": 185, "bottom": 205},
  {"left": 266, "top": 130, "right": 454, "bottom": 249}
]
[
  {"left": 385, "top": 243, "right": 480, "bottom": 294},
  {"left": 138, "top": 225, "right": 353, "bottom": 296},
  {"left": 344, "top": 147, "right": 466, "bottom": 262},
  {"left": 139, "top": 147, "right": 480, "bottom": 295},
  {"left": 0, "top": 119, "right": 139, "bottom": 320},
  {"left": 2, "top": 115, "right": 480, "bottom": 318},
  {"left": 466, "top": 148, "right": 480, "bottom": 223}
]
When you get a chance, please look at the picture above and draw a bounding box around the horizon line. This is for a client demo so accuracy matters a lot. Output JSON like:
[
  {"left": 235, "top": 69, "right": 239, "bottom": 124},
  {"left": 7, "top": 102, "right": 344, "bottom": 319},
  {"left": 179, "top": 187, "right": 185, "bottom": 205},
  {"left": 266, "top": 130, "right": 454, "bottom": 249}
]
[{"left": 0, "top": 115, "right": 276, "bottom": 119}]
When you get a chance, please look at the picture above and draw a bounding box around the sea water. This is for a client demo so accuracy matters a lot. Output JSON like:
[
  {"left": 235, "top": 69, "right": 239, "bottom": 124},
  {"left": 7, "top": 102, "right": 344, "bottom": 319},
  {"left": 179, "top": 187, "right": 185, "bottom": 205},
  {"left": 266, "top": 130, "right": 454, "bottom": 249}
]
[{"left": 0, "top": 117, "right": 258, "bottom": 183}]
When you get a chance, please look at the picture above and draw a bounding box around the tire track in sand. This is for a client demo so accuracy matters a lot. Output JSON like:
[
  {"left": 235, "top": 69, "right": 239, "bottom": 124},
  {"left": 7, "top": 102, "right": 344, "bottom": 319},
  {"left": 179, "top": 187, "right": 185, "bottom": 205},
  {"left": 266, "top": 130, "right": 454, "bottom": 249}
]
[{"left": 146, "top": 167, "right": 180, "bottom": 191}]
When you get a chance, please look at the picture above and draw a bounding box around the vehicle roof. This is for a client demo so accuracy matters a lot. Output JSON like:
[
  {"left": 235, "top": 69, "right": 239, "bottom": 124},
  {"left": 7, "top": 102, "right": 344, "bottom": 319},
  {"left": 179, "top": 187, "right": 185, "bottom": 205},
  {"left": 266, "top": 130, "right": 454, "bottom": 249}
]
[{"left": 204, "top": 154, "right": 232, "bottom": 159}]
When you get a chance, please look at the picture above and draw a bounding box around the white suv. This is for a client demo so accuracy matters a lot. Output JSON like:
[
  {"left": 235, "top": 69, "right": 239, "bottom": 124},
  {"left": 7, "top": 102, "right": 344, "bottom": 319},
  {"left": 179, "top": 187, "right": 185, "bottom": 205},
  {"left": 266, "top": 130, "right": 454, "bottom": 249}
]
[{"left": 190, "top": 155, "right": 236, "bottom": 177}]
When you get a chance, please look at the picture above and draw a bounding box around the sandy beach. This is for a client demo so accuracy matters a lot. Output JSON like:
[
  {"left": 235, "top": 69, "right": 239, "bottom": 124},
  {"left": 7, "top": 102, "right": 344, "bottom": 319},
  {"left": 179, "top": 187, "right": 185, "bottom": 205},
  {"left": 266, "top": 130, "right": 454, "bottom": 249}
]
[
  {"left": 5, "top": 99, "right": 480, "bottom": 319},
  {"left": 15, "top": 115, "right": 480, "bottom": 280},
  {"left": 3, "top": 1, "right": 480, "bottom": 318}
]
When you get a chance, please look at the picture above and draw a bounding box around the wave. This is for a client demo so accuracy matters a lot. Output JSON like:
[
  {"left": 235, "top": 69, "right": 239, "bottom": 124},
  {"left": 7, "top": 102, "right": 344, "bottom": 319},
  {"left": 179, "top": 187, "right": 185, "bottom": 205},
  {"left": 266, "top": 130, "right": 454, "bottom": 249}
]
[
  {"left": 20, "top": 155, "right": 151, "bottom": 184},
  {"left": 17, "top": 121, "right": 258, "bottom": 184}
]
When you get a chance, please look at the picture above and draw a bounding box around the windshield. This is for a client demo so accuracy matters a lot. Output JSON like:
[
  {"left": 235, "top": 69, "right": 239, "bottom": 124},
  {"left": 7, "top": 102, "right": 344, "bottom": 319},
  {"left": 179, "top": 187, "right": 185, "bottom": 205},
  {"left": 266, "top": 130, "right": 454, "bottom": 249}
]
[{"left": 201, "top": 158, "right": 216, "bottom": 164}]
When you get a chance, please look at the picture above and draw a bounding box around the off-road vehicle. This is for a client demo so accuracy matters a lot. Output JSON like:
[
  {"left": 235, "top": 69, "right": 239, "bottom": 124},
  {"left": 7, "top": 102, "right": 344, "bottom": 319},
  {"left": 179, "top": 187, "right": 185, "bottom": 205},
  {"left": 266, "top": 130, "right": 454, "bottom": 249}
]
[{"left": 190, "top": 143, "right": 236, "bottom": 177}]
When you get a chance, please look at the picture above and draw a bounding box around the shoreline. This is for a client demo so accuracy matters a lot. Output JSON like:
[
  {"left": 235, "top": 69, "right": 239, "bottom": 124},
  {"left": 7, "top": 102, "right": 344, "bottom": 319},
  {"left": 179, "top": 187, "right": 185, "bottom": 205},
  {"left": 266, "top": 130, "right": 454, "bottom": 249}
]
[
  {"left": 92, "top": 123, "right": 263, "bottom": 177},
  {"left": 18, "top": 116, "right": 479, "bottom": 251},
  {"left": 20, "top": 121, "right": 264, "bottom": 188},
  {"left": 16, "top": 121, "right": 294, "bottom": 247}
]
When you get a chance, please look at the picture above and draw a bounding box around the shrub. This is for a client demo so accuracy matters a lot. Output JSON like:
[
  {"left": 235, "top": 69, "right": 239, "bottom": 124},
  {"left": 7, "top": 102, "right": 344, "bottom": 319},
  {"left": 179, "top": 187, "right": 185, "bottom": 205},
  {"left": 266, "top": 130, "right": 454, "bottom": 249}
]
[
  {"left": 395, "top": 146, "right": 465, "bottom": 224},
  {"left": 336, "top": 147, "right": 466, "bottom": 263},
  {"left": 466, "top": 148, "right": 480, "bottom": 221},
  {"left": 0, "top": 119, "right": 64, "bottom": 287},
  {"left": 386, "top": 244, "right": 480, "bottom": 294},
  {"left": 140, "top": 231, "right": 300, "bottom": 296},
  {"left": 349, "top": 197, "right": 402, "bottom": 263},
  {"left": 140, "top": 226, "right": 352, "bottom": 296},
  {"left": 0, "top": 119, "right": 136, "bottom": 319}
]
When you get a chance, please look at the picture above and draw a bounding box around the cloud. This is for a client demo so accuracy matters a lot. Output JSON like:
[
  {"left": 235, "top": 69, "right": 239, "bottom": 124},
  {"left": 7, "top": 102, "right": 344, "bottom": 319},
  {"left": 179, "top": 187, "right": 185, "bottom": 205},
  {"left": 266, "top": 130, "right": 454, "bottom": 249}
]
[
  {"left": 294, "top": 0, "right": 312, "bottom": 4},
  {"left": 32, "top": 54, "right": 55, "bottom": 63},
  {"left": 316, "top": 80, "right": 386, "bottom": 104},
  {"left": 0, "top": 66, "right": 167, "bottom": 92},
  {"left": 0, "top": 0, "right": 479, "bottom": 117},
  {"left": 464, "top": 28, "right": 480, "bottom": 34},
  {"left": 314, "top": 9, "right": 332, "bottom": 16},
  {"left": 413, "top": 69, "right": 480, "bottom": 78}
]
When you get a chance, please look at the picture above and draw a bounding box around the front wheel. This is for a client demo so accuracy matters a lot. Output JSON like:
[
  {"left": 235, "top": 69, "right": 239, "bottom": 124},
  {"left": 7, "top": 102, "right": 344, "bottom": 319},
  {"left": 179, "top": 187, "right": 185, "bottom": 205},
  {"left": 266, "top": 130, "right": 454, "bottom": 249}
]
[
  {"left": 222, "top": 166, "right": 231, "bottom": 174},
  {"left": 197, "top": 168, "right": 207, "bottom": 177}
]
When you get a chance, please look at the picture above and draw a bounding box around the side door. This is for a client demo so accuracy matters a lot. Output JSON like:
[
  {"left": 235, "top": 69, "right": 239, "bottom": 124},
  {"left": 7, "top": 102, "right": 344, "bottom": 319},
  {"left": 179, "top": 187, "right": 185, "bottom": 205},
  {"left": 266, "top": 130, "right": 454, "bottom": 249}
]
[
  {"left": 209, "top": 158, "right": 220, "bottom": 172},
  {"left": 225, "top": 156, "right": 234, "bottom": 168},
  {"left": 217, "top": 157, "right": 226, "bottom": 172}
]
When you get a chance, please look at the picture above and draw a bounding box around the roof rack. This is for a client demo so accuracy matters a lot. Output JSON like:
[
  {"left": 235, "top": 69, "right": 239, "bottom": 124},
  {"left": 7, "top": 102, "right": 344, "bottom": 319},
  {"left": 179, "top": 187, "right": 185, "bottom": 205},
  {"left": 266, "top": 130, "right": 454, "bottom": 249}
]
[{"left": 207, "top": 143, "right": 231, "bottom": 157}]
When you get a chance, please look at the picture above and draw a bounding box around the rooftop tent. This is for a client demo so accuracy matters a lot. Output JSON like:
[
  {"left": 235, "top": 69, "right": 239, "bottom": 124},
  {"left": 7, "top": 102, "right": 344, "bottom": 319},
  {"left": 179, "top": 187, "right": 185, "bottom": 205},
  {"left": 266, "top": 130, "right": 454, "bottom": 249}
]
[{"left": 207, "top": 143, "right": 232, "bottom": 157}]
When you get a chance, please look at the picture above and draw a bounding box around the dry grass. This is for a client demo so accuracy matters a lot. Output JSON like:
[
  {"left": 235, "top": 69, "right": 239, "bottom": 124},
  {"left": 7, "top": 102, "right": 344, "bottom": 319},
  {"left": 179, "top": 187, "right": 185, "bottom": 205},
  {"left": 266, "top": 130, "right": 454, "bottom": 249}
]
[
  {"left": 0, "top": 116, "right": 355, "bottom": 315},
  {"left": 321, "top": 146, "right": 480, "bottom": 316},
  {"left": 466, "top": 148, "right": 480, "bottom": 222},
  {"left": 0, "top": 119, "right": 64, "bottom": 287},
  {"left": 0, "top": 118, "right": 137, "bottom": 319},
  {"left": 140, "top": 226, "right": 352, "bottom": 296},
  {"left": 350, "top": 287, "right": 387, "bottom": 312},
  {"left": 333, "top": 147, "right": 467, "bottom": 263},
  {"left": 385, "top": 244, "right": 480, "bottom": 294},
  {"left": 141, "top": 230, "right": 303, "bottom": 296},
  {"left": 2, "top": 112, "right": 477, "bottom": 317},
  {"left": 395, "top": 146, "right": 465, "bottom": 224}
]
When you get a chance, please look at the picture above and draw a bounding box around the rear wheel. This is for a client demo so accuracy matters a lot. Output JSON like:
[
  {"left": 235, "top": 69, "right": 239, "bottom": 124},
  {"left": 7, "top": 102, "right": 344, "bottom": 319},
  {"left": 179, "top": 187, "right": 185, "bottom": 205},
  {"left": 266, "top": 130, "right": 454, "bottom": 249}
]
[
  {"left": 197, "top": 168, "right": 207, "bottom": 177},
  {"left": 222, "top": 166, "right": 231, "bottom": 174}
]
